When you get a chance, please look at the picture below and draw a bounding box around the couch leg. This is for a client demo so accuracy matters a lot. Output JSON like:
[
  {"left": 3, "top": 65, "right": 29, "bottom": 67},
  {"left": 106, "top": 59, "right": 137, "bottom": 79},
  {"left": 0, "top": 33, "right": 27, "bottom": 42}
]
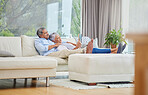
[
  {"left": 32, "top": 78, "right": 37, "bottom": 80},
  {"left": 87, "top": 83, "right": 97, "bottom": 86},
  {"left": 46, "top": 77, "right": 49, "bottom": 87},
  {"left": 13, "top": 79, "right": 16, "bottom": 88},
  {"left": 24, "top": 78, "right": 27, "bottom": 87}
]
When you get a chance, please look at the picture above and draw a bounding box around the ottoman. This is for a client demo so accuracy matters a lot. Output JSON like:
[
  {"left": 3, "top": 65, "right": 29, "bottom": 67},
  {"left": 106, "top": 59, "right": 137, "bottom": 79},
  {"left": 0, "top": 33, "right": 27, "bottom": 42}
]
[{"left": 68, "top": 54, "right": 135, "bottom": 84}]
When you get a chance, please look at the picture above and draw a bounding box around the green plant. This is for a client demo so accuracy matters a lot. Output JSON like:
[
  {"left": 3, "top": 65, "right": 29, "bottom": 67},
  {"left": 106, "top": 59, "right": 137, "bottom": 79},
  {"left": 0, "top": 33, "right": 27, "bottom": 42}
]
[
  {"left": 25, "top": 27, "right": 36, "bottom": 36},
  {"left": 0, "top": 29, "right": 14, "bottom": 37},
  {"left": 104, "top": 28, "right": 127, "bottom": 47},
  {"left": 70, "top": 0, "right": 80, "bottom": 37}
]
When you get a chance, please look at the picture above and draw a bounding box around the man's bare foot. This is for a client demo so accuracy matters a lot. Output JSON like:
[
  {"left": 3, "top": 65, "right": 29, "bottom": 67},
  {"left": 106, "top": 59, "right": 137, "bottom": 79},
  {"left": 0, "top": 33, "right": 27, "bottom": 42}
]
[{"left": 86, "top": 39, "right": 93, "bottom": 53}]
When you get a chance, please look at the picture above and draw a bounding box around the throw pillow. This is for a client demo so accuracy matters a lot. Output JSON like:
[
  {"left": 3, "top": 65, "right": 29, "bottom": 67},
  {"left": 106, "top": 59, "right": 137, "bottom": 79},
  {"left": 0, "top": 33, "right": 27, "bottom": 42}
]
[
  {"left": 74, "top": 37, "right": 99, "bottom": 48},
  {"left": 0, "top": 50, "right": 15, "bottom": 57},
  {"left": 21, "top": 35, "right": 39, "bottom": 56},
  {"left": 93, "top": 38, "right": 99, "bottom": 48}
]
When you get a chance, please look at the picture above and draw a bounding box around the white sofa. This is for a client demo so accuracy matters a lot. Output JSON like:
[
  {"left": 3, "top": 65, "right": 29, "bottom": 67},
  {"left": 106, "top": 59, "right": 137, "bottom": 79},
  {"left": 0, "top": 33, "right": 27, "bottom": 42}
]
[
  {"left": 0, "top": 35, "right": 59, "bottom": 86},
  {"left": 68, "top": 54, "right": 135, "bottom": 85}
]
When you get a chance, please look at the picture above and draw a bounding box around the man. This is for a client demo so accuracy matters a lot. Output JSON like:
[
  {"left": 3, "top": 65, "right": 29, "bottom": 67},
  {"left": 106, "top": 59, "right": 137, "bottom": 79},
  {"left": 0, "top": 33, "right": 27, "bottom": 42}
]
[{"left": 35, "top": 27, "right": 119, "bottom": 58}]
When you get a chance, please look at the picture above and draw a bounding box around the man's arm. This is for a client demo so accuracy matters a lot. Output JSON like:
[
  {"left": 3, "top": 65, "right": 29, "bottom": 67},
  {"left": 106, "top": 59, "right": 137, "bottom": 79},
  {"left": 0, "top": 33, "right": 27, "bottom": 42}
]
[
  {"left": 48, "top": 43, "right": 61, "bottom": 50},
  {"left": 35, "top": 39, "right": 61, "bottom": 52}
]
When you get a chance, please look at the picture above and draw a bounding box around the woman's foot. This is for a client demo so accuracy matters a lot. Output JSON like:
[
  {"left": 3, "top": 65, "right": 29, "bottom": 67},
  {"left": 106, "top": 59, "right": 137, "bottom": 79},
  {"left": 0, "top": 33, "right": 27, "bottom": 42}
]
[
  {"left": 117, "top": 43, "right": 126, "bottom": 53},
  {"left": 86, "top": 39, "right": 93, "bottom": 53},
  {"left": 111, "top": 43, "right": 127, "bottom": 54}
]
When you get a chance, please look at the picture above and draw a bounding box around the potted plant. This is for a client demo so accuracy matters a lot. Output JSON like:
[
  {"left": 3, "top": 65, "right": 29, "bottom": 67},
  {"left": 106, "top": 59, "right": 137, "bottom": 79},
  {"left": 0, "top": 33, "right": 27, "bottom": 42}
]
[{"left": 104, "top": 28, "right": 127, "bottom": 48}]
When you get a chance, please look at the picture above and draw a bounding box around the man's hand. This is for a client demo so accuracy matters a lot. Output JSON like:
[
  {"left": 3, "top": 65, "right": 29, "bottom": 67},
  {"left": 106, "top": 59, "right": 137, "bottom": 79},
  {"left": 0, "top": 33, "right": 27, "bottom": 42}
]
[
  {"left": 55, "top": 43, "right": 61, "bottom": 47},
  {"left": 48, "top": 43, "right": 61, "bottom": 50}
]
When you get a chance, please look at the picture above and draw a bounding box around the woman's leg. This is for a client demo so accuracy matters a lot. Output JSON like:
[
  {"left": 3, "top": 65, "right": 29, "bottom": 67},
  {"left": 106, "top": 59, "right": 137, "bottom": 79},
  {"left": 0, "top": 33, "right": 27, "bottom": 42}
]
[{"left": 92, "top": 48, "right": 111, "bottom": 54}]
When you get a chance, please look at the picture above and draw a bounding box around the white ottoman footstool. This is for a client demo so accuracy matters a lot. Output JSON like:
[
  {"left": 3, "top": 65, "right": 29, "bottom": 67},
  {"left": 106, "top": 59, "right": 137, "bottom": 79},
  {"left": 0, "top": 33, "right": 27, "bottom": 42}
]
[{"left": 68, "top": 54, "right": 135, "bottom": 85}]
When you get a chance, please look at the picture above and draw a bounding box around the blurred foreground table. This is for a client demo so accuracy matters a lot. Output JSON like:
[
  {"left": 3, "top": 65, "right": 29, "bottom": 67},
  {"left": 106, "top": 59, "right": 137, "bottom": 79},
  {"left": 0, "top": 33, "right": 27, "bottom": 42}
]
[{"left": 126, "top": 33, "right": 148, "bottom": 95}]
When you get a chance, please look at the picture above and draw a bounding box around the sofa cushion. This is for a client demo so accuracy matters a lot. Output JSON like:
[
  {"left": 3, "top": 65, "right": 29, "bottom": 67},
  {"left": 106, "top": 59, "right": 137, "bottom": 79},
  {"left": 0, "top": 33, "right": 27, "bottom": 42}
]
[
  {"left": 31, "top": 55, "right": 68, "bottom": 65},
  {"left": 0, "top": 57, "right": 57, "bottom": 70},
  {"left": 0, "top": 50, "right": 15, "bottom": 57},
  {"left": 21, "top": 35, "right": 39, "bottom": 56},
  {"left": 0, "top": 37, "right": 22, "bottom": 57},
  {"left": 74, "top": 37, "right": 99, "bottom": 48},
  {"left": 46, "top": 56, "right": 68, "bottom": 65}
]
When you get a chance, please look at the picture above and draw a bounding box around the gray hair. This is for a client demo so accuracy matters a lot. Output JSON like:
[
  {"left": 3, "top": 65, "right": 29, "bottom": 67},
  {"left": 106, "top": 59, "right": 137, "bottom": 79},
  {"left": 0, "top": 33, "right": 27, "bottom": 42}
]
[
  {"left": 49, "top": 32, "right": 59, "bottom": 41},
  {"left": 37, "top": 27, "right": 45, "bottom": 38}
]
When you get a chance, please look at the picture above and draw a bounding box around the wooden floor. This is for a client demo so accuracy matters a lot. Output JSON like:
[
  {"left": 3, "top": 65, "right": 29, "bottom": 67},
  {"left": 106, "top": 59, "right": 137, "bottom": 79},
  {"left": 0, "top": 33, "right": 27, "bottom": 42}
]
[{"left": 0, "top": 79, "right": 134, "bottom": 95}]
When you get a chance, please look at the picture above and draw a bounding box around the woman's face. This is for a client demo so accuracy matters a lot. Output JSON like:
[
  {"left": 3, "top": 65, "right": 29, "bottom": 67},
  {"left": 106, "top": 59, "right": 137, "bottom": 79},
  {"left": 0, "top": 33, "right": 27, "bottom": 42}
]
[{"left": 54, "top": 35, "right": 62, "bottom": 43}]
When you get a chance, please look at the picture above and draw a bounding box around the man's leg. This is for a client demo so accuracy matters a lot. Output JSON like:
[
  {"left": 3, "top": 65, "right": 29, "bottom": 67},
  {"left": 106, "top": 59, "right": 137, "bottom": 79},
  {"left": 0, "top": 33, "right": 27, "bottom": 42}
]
[{"left": 47, "top": 49, "right": 84, "bottom": 58}]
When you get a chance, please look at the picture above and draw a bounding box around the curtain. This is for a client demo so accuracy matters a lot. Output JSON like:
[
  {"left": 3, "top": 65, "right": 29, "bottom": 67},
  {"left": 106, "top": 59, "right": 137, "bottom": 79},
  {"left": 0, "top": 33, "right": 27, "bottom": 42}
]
[{"left": 82, "top": 0, "right": 122, "bottom": 48}]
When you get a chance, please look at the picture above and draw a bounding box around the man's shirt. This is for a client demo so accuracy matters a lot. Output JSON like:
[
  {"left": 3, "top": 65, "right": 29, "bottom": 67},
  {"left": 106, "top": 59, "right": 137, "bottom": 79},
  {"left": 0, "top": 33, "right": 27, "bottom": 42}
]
[{"left": 35, "top": 38, "right": 58, "bottom": 56}]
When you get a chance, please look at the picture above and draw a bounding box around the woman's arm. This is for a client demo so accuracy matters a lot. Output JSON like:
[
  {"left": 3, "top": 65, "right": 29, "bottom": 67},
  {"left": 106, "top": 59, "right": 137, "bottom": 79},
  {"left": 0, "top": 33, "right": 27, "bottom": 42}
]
[{"left": 66, "top": 42, "right": 76, "bottom": 46}]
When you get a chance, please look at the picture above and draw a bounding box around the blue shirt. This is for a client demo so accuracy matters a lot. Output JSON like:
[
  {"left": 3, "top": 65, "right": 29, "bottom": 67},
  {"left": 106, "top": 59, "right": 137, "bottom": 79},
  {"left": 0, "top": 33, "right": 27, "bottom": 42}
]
[{"left": 35, "top": 38, "right": 58, "bottom": 56}]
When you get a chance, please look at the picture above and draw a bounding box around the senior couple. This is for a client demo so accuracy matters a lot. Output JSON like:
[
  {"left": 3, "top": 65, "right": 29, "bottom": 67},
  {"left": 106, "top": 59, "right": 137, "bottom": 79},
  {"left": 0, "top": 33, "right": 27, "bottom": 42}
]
[{"left": 35, "top": 27, "right": 125, "bottom": 58}]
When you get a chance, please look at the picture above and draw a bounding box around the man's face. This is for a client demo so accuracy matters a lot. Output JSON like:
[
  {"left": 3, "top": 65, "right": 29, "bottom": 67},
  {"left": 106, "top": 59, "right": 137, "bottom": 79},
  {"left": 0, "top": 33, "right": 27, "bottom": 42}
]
[
  {"left": 54, "top": 35, "right": 62, "bottom": 43},
  {"left": 40, "top": 29, "right": 49, "bottom": 39}
]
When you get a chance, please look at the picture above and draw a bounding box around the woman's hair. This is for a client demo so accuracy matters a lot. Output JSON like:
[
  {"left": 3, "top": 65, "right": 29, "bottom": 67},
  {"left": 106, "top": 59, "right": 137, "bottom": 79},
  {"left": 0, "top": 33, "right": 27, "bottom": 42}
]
[{"left": 49, "top": 32, "right": 59, "bottom": 41}]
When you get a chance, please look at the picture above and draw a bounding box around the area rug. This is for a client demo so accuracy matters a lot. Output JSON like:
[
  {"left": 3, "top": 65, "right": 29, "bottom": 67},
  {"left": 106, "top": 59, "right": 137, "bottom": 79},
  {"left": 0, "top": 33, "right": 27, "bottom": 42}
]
[{"left": 40, "top": 79, "right": 134, "bottom": 90}]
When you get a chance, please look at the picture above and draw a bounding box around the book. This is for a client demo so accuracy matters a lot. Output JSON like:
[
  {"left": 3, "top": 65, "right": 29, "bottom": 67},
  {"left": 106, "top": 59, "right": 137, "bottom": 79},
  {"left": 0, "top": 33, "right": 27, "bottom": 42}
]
[{"left": 78, "top": 34, "right": 82, "bottom": 42}]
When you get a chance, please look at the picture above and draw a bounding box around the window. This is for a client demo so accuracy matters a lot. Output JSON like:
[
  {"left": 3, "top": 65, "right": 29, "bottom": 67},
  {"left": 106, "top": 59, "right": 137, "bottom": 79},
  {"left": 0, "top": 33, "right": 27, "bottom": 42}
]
[{"left": 0, "top": 0, "right": 81, "bottom": 37}]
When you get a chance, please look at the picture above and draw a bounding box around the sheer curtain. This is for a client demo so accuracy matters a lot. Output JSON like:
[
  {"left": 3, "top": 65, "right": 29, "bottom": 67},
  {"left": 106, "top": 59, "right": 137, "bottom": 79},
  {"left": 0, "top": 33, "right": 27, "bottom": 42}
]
[
  {"left": 129, "top": 0, "right": 148, "bottom": 32},
  {"left": 82, "top": 0, "right": 122, "bottom": 48},
  {"left": 123, "top": 0, "right": 148, "bottom": 53}
]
